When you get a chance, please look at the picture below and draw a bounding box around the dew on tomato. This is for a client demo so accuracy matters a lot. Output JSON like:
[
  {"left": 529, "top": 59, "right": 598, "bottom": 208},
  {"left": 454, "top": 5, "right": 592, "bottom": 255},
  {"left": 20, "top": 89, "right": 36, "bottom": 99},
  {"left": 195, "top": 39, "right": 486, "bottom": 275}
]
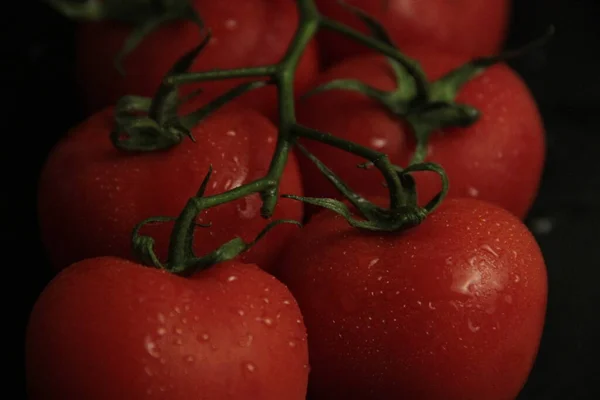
[{"left": 275, "top": 198, "right": 547, "bottom": 400}]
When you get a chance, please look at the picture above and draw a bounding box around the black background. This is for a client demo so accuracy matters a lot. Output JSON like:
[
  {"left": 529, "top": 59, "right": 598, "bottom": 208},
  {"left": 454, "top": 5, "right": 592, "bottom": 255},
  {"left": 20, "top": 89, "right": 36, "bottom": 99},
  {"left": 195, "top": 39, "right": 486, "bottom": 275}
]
[{"left": 8, "top": 0, "right": 600, "bottom": 398}]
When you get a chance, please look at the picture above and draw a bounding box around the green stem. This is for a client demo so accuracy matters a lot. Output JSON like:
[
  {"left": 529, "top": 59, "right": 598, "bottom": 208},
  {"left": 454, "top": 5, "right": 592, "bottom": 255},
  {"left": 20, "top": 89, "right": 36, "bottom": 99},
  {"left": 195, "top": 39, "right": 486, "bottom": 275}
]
[
  {"left": 121, "top": 0, "right": 475, "bottom": 272},
  {"left": 292, "top": 124, "right": 405, "bottom": 209},
  {"left": 167, "top": 178, "right": 271, "bottom": 268},
  {"left": 319, "top": 17, "right": 429, "bottom": 104},
  {"left": 261, "top": 0, "right": 320, "bottom": 217},
  {"left": 165, "top": 66, "right": 277, "bottom": 85}
]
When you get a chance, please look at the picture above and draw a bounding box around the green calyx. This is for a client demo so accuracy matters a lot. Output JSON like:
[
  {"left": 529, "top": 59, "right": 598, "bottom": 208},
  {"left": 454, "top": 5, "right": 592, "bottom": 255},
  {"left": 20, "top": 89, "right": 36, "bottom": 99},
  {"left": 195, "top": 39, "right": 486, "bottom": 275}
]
[
  {"left": 72, "top": 0, "right": 554, "bottom": 272},
  {"left": 132, "top": 167, "right": 302, "bottom": 276},
  {"left": 306, "top": 4, "right": 555, "bottom": 165},
  {"left": 46, "top": 0, "right": 203, "bottom": 73}
]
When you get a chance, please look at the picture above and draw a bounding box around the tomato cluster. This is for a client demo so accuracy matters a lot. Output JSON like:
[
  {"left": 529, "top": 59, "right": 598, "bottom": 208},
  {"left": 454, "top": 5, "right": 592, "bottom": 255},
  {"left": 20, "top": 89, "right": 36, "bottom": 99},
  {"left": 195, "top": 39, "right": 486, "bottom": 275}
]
[{"left": 28, "top": 1, "right": 548, "bottom": 399}]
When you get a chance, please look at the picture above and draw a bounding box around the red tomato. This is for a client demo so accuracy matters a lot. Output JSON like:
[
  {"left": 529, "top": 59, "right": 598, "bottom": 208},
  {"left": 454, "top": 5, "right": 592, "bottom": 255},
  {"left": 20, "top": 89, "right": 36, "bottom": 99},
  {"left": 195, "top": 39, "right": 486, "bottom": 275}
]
[
  {"left": 275, "top": 197, "right": 547, "bottom": 400},
  {"left": 26, "top": 257, "right": 309, "bottom": 399},
  {"left": 76, "top": 0, "right": 319, "bottom": 119},
  {"left": 297, "top": 50, "right": 545, "bottom": 219},
  {"left": 315, "top": 0, "right": 510, "bottom": 67},
  {"left": 38, "top": 104, "right": 303, "bottom": 272}
]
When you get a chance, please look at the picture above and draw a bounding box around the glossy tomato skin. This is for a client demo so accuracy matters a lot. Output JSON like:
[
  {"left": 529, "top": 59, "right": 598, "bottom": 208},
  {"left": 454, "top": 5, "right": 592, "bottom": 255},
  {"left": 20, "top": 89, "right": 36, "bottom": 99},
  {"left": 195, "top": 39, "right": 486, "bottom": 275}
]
[
  {"left": 26, "top": 257, "right": 309, "bottom": 399},
  {"left": 275, "top": 198, "right": 547, "bottom": 400},
  {"left": 314, "top": 0, "right": 510, "bottom": 67},
  {"left": 297, "top": 51, "right": 545, "bottom": 219},
  {"left": 38, "top": 104, "right": 303, "bottom": 272},
  {"left": 76, "top": 0, "right": 319, "bottom": 119}
]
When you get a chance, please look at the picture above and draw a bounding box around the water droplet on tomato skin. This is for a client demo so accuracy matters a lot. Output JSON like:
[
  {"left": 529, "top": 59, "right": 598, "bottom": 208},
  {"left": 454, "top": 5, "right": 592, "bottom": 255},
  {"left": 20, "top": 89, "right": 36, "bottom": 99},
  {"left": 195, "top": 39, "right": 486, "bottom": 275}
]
[
  {"left": 242, "top": 362, "right": 257, "bottom": 373},
  {"left": 467, "top": 319, "right": 481, "bottom": 332},
  {"left": 197, "top": 332, "right": 210, "bottom": 343},
  {"left": 239, "top": 334, "right": 254, "bottom": 348},
  {"left": 184, "top": 355, "right": 195, "bottom": 363},
  {"left": 144, "top": 336, "right": 160, "bottom": 358},
  {"left": 481, "top": 244, "right": 499, "bottom": 257},
  {"left": 255, "top": 316, "right": 275, "bottom": 327}
]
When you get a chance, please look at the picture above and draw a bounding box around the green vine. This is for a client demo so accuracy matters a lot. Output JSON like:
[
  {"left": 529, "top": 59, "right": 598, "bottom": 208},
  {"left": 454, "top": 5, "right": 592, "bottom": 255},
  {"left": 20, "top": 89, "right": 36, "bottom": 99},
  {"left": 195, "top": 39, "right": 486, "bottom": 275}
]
[
  {"left": 46, "top": 0, "right": 204, "bottom": 73},
  {"left": 49, "top": 0, "right": 553, "bottom": 274}
]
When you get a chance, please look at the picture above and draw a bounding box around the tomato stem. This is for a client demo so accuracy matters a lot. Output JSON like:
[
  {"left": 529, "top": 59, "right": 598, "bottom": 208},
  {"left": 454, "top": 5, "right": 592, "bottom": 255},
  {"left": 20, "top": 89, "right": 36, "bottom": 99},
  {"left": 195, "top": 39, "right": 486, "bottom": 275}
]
[
  {"left": 47, "top": 0, "right": 204, "bottom": 73},
  {"left": 104, "top": 0, "right": 461, "bottom": 270}
]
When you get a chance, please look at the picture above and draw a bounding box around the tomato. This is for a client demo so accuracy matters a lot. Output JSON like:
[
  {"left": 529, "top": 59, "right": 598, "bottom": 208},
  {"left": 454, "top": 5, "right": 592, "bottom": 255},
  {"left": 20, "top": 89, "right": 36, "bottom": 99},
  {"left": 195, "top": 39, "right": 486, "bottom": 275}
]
[
  {"left": 275, "top": 197, "right": 547, "bottom": 400},
  {"left": 297, "top": 50, "right": 545, "bottom": 219},
  {"left": 314, "top": 0, "right": 510, "bottom": 67},
  {"left": 38, "top": 104, "right": 303, "bottom": 272},
  {"left": 26, "top": 257, "right": 309, "bottom": 399},
  {"left": 76, "top": 0, "right": 319, "bottom": 119}
]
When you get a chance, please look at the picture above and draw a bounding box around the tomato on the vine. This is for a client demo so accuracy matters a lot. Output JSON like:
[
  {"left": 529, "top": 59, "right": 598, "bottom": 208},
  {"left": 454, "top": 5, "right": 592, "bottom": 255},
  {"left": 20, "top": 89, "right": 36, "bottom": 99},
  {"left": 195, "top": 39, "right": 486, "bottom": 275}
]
[
  {"left": 297, "top": 49, "right": 545, "bottom": 219},
  {"left": 275, "top": 197, "right": 547, "bottom": 400},
  {"left": 38, "top": 104, "right": 303, "bottom": 272},
  {"left": 26, "top": 257, "right": 309, "bottom": 399},
  {"left": 75, "top": 0, "right": 319, "bottom": 118},
  {"left": 314, "top": 0, "right": 510, "bottom": 67}
]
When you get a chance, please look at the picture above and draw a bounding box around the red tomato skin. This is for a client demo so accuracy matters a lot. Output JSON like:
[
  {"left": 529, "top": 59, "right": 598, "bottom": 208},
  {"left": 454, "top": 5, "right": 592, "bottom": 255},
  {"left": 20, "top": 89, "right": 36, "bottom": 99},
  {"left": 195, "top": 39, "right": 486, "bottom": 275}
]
[
  {"left": 275, "top": 198, "right": 547, "bottom": 400},
  {"left": 26, "top": 257, "right": 309, "bottom": 400},
  {"left": 38, "top": 105, "right": 303, "bottom": 272},
  {"left": 314, "top": 0, "right": 510, "bottom": 67},
  {"left": 297, "top": 51, "right": 545, "bottom": 219},
  {"left": 76, "top": 0, "right": 319, "bottom": 119}
]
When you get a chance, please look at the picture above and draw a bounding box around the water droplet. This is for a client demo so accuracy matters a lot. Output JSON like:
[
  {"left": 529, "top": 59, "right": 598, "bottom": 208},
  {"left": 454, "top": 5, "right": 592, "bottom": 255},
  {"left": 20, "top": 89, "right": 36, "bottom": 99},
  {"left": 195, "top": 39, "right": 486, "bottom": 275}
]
[
  {"left": 243, "top": 362, "right": 257, "bottom": 373},
  {"left": 157, "top": 313, "right": 166, "bottom": 323},
  {"left": 428, "top": 302, "right": 436, "bottom": 310},
  {"left": 368, "top": 258, "right": 379, "bottom": 268},
  {"left": 184, "top": 355, "right": 195, "bottom": 363},
  {"left": 468, "top": 319, "right": 480, "bottom": 332},
  {"left": 262, "top": 297, "right": 270, "bottom": 304},
  {"left": 173, "top": 326, "right": 183, "bottom": 335},
  {"left": 227, "top": 275, "right": 238, "bottom": 282},
  {"left": 377, "top": 276, "right": 383, "bottom": 281},
  {"left": 144, "top": 336, "right": 160, "bottom": 358},
  {"left": 157, "top": 327, "right": 166, "bottom": 336},
  {"left": 181, "top": 317, "right": 188, "bottom": 324},
  {"left": 416, "top": 300, "right": 422, "bottom": 306},
  {"left": 237, "top": 309, "right": 245, "bottom": 316},
  {"left": 289, "top": 340, "right": 297, "bottom": 348},
  {"left": 282, "top": 300, "right": 291, "bottom": 305},
  {"left": 226, "top": 129, "right": 237, "bottom": 136},
  {"left": 481, "top": 244, "right": 499, "bottom": 257},
  {"left": 174, "top": 306, "right": 182, "bottom": 314},
  {"left": 256, "top": 317, "right": 274, "bottom": 327},
  {"left": 173, "top": 338, "right": 183, "bottom": 345},
  {"left": 198, "top": 333, "right": 210, "bottom": 342},
  {"left": 514, "top": 275, "right": 520, "bottom": 283},
  {"left": 370, "top": 137, "right": 387, "bottom": 148},
  {"left": 296, "top": 319, "right": 302, "bottom": 324},
  {"left": 467, "top": 186, "right": 479, "bottom": 197},
  {"left": 239, "top": 334, "right": 254, "bottom": 347},
  {"left": 224, "top": 19, "right": 237, "bottom": 30},
  {"left": 445, "top": 256, "right": 453, "bottom": 265}
]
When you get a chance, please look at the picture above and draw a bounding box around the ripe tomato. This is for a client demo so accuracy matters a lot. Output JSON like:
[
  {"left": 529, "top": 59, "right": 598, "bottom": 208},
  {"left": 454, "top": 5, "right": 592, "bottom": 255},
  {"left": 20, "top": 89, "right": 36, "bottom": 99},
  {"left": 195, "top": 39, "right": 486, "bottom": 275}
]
[
  {"left": 26, "top": 257, "right": 309, "bottom": 399},
  {"left": 297, "top": 50, "right": 545, "bottom": 219},
  {"left": 76, "top": 0, "right": 319, "bottom": 119},
  {"left": 275, "top": 197, "right": 547, "bottom": 400},
  {"left": 314, "top": 0, "right": 510, "bottom": 67},
  {"left": 38, "top": 104, "right": 303, "bottom": 272}
]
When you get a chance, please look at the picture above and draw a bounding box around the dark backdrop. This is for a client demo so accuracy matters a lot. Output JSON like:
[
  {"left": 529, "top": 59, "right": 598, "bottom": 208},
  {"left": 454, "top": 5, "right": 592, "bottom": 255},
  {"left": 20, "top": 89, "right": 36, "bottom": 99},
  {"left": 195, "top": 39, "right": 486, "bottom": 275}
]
[{"left": 9, "top": 0, "right": 599, "bottom": 398}]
